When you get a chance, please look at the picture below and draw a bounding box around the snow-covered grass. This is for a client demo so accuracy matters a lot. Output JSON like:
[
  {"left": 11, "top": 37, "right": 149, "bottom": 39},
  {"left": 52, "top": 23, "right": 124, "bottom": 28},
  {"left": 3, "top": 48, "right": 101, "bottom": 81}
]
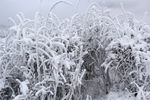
[{"left": 0, "top": 2, "right": 150, "bottom": 100}]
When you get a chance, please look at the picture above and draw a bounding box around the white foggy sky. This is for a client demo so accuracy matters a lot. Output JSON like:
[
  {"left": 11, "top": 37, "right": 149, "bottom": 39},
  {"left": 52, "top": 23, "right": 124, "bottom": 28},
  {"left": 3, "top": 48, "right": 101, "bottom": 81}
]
[{"left": 0, "top": 0, "right": 150, "bottom": 26}]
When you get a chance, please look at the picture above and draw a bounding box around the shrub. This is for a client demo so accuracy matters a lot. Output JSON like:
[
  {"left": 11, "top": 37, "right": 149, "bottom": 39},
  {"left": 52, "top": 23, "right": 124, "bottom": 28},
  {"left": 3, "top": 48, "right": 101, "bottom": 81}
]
[{"left": 0, "top": 3, "right": 150, "bottom": 100}]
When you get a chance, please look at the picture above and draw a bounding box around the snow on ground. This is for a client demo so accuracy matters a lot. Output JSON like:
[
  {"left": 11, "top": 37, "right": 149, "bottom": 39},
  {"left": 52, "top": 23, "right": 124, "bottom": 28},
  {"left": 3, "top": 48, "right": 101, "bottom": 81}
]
[
  {"left": 105, "top": 91, "right": 136, "bottom": 100},
  {"left": 93, "top": 91, "right": 136, "bottom": 100}
]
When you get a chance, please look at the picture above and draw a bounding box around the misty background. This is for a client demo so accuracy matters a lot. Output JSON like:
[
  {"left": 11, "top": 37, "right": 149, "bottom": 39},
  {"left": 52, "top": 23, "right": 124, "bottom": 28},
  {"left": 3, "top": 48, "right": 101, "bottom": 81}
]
[{"left": 0, "top": 0, "right": 150, "bottom": 28}]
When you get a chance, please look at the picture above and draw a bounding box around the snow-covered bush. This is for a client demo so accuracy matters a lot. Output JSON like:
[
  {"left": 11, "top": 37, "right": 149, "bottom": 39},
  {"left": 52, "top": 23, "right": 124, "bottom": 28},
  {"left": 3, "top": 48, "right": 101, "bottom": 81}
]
[
  {"left": 0, "top": 3, "right": 150, "bottom": 100},
  {"left": 79, "top": 6, "right": 119, "bottom": 99},
  {"left": 0, "top": 11, "right": 87, "bottom": 100},
  {"left": 102, "top": 12, "right": 150, "bottom": 99}
]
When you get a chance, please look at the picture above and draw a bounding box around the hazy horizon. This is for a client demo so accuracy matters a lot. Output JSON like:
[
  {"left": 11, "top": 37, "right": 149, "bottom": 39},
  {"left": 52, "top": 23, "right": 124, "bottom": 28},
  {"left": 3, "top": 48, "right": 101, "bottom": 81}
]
[{"left": 0, "top": 0, "right": 150, "bottom": 26}]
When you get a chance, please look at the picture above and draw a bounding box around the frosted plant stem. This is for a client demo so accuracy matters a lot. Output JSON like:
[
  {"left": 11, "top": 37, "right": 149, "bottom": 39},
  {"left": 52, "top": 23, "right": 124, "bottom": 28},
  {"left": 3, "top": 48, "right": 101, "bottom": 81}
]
[
  {"left": 54, "top": 82, "right": 58, "bottom": 100},
  {"left": 34, "top": 14, "right": 40, "bottom": 81}
]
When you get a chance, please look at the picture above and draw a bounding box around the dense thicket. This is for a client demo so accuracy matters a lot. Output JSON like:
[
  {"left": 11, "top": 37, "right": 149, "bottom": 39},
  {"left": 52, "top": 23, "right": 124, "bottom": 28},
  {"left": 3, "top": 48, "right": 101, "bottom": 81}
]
[{"left": 0, "top": 5, "right": 150, "bottom": 100}]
